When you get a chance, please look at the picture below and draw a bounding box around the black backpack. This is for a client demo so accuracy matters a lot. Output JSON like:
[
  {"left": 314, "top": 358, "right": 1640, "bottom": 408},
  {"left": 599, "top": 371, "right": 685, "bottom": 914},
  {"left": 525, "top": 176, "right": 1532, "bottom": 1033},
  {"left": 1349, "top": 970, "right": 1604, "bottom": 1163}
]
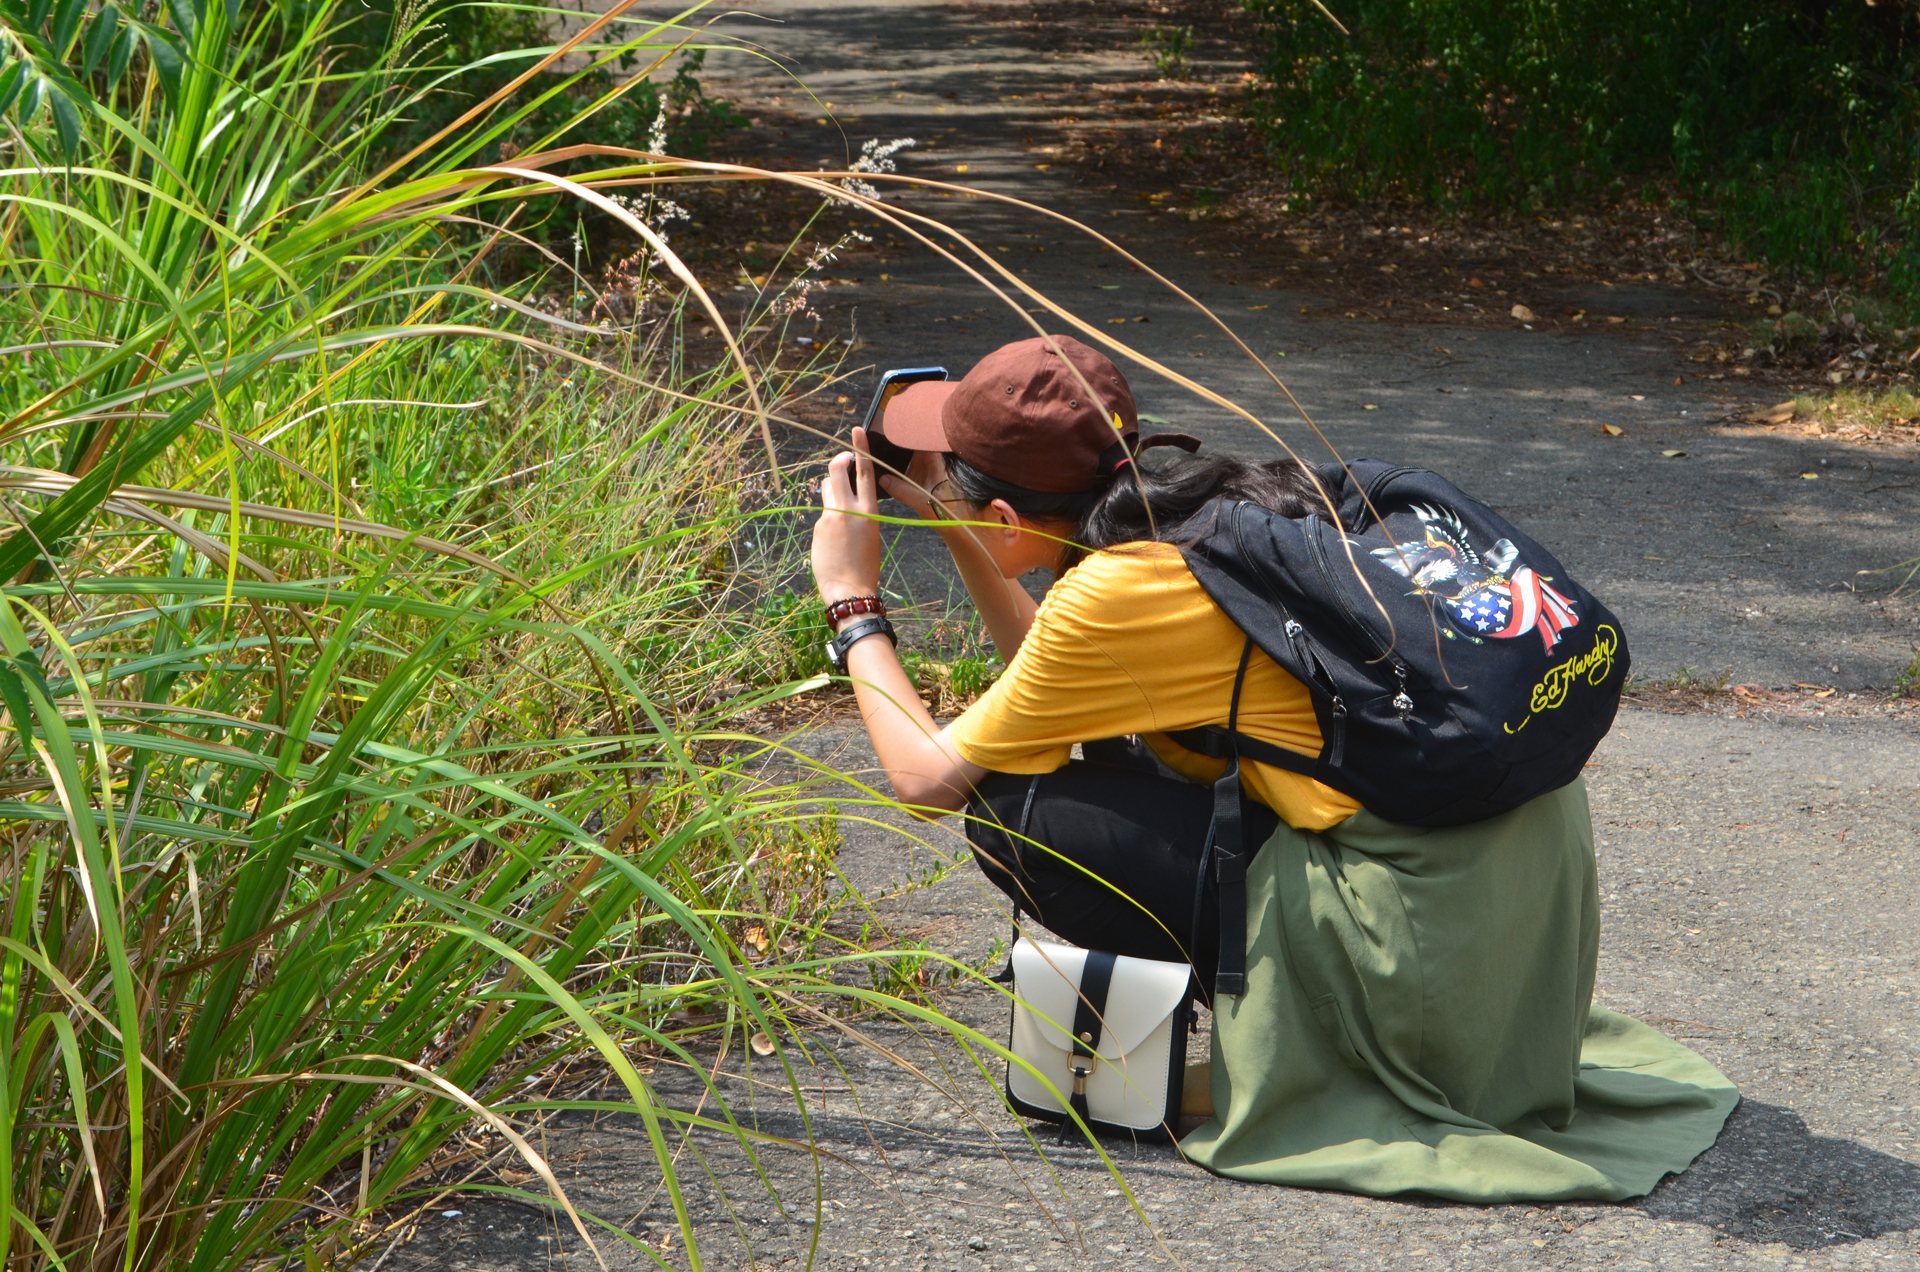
[{"left": 1167, "top": 459, "right": 1628, "bottom": 997}]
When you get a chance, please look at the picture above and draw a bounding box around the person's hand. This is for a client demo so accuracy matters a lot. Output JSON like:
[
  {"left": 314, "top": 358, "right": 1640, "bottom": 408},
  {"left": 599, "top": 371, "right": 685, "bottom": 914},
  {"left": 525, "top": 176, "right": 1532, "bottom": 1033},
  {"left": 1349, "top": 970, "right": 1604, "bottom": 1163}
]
[
  {"left": 879, "top": 448, "right": 954, "bottom": 522},
  {"left": 811, "top": 427, "right": 884, "bottom": 614}
]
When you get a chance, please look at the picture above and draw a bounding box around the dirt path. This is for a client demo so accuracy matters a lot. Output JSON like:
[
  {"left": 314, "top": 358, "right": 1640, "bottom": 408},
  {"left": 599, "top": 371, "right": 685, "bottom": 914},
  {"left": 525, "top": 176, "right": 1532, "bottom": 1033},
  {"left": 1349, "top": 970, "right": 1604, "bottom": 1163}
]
[{"left": 395, "top": 5, "right": 1919, "bottom": 1270}]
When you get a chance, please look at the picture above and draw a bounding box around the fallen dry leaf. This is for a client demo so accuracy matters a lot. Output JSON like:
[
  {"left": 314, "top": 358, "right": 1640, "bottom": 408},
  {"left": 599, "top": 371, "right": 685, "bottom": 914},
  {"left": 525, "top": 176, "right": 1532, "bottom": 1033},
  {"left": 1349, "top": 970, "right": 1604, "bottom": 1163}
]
[
  {"left": 1107, "top": 317, "right": 1128, "bottom": 324},
  {"left": 1363, "top": 403, "right": 1378, "bottom": 410},
  {"left": 1630, "top": 394, "right": 1646, "bottom": 401},
  {"left": 1602, "top": 424, "right": 1625, "bottom": 436},
  {"left": 1510, "top": 304, "right": 1536, "bottom": 322},
  {"left": 1801, "top": 472, "right": 1820, "bottom": 480},
  {"left": 1746, "top": 400, "right": 1798, "bottom": 425},
  {"left": 1662, "top": 449, "right": 1687, "bottom": 457},
  {"left": 1605, "top": 315, "right": 1627, "bottom": 324}
]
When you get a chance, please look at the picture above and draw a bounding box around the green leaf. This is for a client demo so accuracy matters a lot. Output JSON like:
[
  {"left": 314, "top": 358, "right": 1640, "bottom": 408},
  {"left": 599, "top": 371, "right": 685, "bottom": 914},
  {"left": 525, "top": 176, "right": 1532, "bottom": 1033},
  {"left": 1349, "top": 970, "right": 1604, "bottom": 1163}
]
[
  {"left": 143, "top": 28, "right": 182, "bottom": 105},
  {"left": 164, "top": 0, "right": 198, "bottom": 44},
  {"left": 0, "top": 63, "right": 23, "bottom": 119},
  {"left": 106, "top": 24, "right": 134, "bottom": 87},
  {"left": 0, "top": 664, "right": 35, "bottom": 762},
  {"left": 19, "top": 74, "right": 45, "bottom": 120},
  {"left": 83, "top": 3, "right": 119, "bottom": 75},
  {"left": 49, "top": 0, "right": 85, "bottom": 52},
  {"left": 47, "top": 82, "right": 79, "bottom": 158},
  {"left": 27, "top": 0, "right": 53, "bottom": 30}
]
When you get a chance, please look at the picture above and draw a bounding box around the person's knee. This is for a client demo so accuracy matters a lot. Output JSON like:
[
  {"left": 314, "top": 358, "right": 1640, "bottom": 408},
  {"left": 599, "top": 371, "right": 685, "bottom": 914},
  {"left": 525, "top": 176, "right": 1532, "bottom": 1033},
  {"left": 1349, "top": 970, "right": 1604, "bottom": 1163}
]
[{"left": 962, "top": 773, "right": 1043, "bottom": 893}]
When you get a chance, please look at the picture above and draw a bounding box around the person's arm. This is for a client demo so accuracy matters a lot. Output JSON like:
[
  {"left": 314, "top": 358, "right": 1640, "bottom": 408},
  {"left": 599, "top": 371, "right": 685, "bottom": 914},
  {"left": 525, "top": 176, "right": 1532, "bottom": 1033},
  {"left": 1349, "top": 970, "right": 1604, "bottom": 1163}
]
[
  {"left": 880, "top": 450, "right": 1039, "bottom": 660},
  {"left": 814, "top": 430, "right": 987, "bottom": 814}
]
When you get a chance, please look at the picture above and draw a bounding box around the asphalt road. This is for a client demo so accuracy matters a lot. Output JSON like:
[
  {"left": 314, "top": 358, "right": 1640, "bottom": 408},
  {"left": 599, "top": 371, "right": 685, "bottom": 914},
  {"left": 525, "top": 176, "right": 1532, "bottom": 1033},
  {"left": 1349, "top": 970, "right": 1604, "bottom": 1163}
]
[{"left": 392, "top": 3, "right": 1920, "bottom": 1269}]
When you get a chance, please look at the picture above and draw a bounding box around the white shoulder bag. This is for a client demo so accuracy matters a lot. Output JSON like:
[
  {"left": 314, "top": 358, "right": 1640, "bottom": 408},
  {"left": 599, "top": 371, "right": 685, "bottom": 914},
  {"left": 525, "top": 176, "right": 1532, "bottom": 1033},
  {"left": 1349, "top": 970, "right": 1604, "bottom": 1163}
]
[{"left": 1003, "top": 937, "right": 1193, "bottom": 1141}]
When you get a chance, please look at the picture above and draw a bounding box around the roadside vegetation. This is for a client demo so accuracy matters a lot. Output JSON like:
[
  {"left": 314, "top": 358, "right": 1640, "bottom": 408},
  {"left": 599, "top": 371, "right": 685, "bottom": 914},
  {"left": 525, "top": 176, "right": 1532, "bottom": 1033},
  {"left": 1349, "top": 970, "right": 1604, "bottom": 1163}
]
[
  {"left": 0, "top": 2, "right": 1031, "bottom": 1268},
  {"left": 1243, "top": 0, "right": 1920, "bottom": 310}
]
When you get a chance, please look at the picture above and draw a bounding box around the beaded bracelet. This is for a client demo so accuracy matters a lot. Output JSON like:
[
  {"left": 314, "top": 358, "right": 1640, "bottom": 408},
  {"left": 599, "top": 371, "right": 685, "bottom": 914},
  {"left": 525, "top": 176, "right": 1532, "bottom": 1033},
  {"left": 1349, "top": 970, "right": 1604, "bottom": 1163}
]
[{"left": 825, "top": 594, "right": 886, "bottom": 625}]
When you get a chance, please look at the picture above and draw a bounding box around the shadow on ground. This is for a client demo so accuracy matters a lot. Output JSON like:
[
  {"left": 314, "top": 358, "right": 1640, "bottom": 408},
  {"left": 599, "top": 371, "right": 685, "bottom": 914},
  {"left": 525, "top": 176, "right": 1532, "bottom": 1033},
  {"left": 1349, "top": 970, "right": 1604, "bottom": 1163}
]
[{"left": 1639, "top": 1098, "right": 1920, "bottom": 1248}]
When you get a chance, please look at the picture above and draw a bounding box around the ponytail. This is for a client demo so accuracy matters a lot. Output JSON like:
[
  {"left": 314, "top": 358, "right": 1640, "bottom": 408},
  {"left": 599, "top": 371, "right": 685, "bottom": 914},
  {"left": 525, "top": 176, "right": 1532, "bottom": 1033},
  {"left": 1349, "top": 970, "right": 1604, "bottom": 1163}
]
[{"left": 944, "top": 448, "right": 1328, "bottom": 570}]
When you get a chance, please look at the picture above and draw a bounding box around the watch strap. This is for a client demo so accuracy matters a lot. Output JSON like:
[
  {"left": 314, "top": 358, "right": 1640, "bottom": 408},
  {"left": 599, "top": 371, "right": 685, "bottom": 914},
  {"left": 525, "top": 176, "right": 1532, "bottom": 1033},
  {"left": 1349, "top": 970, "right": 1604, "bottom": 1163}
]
[{"left": 826, "top": 615, "right": 897, "bottom": 673}]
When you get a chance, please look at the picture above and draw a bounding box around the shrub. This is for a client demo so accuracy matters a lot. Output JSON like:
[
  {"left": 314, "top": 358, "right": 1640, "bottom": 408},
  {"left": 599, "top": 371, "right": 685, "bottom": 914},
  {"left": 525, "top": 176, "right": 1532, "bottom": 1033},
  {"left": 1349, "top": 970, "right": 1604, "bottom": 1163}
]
[{"left": 1242, "top": 0, "right": 1920, "bottom": 299}]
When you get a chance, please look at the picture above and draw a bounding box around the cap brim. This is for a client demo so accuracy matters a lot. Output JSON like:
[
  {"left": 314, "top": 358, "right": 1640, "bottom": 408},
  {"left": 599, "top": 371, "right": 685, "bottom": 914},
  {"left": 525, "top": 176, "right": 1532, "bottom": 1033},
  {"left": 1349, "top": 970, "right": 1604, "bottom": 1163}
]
[{"left": 881, "top": 380, "right": 958, "bottom": 452}]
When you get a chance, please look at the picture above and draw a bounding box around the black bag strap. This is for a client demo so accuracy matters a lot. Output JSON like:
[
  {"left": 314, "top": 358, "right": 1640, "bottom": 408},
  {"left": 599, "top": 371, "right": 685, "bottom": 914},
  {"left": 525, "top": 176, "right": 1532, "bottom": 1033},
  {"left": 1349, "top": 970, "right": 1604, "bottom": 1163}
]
[
  {"left": 1062, "top": 948, "right": 1117, "bottom": 1140},
  {"left": 1187, "top": 816, "right": 1216, "bottom": 1011},
  {"left": 1163, "top": 723, "right": 1321, "bottom": 779},
  {"left": 989, "top": 775, "right": 1046, "bottom": 984},
  {"left": 1210, "top": 639, "right": 1256, "bottom": 999}
]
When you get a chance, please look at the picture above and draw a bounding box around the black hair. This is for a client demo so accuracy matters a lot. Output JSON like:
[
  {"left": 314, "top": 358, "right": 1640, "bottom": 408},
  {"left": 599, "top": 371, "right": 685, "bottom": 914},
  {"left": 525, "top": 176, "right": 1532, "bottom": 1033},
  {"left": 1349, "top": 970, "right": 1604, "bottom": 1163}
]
[{"left": 943, "top": 448, "right": 1328, "bottom": 569}]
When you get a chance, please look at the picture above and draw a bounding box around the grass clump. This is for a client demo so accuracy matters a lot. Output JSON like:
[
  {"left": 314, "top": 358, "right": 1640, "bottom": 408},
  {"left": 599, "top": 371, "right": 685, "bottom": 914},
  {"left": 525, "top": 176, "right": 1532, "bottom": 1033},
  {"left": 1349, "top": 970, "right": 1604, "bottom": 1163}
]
[{"left": 0, "top": 2, "right": 960, "bottom": 1268}]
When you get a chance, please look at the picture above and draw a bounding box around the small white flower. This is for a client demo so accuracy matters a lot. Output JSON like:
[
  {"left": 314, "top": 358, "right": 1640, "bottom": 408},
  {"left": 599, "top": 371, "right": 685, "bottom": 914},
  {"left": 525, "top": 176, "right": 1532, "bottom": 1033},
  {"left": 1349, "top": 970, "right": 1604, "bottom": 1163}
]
[
  {"left": 648, "top": 98, "right": 670, "bottom": 155},
  {"left": 842, "top": 137, "right": 915, "bottom": 200}
]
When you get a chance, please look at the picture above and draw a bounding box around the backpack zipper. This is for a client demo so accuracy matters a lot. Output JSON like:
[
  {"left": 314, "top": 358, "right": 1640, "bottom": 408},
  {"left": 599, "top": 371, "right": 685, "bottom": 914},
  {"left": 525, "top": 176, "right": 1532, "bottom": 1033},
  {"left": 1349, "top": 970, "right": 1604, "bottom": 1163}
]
[
  {"left": 1358, "top": 467, "right": 1421, "bottom": 724},
  {"left": 1391, "top": 661, "right": 1415, "bottom": 721},
  {"left": 1304, "top": 515, "right": 1390, "bottom": 660},
  {"left": 1326, "top": 696, "right": 1347, "bottom": 766},
  {"left": 1232, "top": 504, "right": 1349, "bottom": 766},
  {"left": 1306, "top": 512, "right": 1420, "bottom": 735}
]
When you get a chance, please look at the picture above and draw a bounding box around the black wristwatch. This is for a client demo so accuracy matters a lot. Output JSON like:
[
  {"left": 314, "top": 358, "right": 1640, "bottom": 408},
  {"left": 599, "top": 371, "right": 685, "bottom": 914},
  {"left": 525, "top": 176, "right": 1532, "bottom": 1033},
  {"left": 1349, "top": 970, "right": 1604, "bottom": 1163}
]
[{"left": 825, "top": 615, "right": 897, "bottom": 674}]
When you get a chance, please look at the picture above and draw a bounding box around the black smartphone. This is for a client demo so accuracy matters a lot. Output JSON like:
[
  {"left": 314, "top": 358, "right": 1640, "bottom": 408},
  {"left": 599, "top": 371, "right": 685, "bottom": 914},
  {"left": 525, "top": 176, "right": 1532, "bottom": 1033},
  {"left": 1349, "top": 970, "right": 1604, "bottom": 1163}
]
[{"left": 859, "top": 366, "right": 947, "bottom": 477}]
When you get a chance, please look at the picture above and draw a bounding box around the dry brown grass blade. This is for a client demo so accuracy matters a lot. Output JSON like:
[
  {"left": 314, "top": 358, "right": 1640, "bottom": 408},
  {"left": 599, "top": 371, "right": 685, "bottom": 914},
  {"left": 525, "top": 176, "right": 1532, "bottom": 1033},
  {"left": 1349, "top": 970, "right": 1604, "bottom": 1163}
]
[{"left": 484, "top": 161, "right": 779, "bottom": 475}]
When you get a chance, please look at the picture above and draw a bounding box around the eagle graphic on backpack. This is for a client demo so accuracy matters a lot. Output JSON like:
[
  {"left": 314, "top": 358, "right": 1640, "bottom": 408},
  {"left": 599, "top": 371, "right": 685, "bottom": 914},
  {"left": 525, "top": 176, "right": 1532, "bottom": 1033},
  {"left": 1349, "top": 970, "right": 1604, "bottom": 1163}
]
[{"left": 1370, "top": 504, "right": 1581, "bottom": 653}]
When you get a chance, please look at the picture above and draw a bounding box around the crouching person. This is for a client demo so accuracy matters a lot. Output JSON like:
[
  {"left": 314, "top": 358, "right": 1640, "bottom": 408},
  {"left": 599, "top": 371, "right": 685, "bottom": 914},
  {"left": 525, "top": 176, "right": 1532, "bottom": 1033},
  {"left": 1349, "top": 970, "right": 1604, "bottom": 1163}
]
[{"left": 809, "top": 334, "right": 1736, "bottom": 1201}]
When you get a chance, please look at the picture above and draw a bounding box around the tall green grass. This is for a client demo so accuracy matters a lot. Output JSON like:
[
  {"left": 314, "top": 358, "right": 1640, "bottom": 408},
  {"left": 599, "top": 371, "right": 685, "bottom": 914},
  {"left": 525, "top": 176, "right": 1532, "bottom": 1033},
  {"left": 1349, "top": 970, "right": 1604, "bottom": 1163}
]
[{"left": 0, "top": 2, "right": 945, "bottom": 1268}]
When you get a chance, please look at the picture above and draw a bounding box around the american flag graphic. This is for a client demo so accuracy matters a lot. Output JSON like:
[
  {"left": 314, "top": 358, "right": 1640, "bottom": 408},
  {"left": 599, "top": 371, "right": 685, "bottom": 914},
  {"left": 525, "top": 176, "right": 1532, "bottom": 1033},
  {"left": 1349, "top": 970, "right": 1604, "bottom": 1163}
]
[{"left": 1446, "top": 567, "right": 1579, "bottom": 652}]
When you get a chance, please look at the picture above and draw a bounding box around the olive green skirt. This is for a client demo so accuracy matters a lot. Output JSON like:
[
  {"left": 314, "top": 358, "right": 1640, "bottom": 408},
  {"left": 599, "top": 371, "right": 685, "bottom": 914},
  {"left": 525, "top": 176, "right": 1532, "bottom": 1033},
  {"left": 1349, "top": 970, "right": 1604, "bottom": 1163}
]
[{"left": 1181, "top": 779, "right": 1738, "bottom": 1202}]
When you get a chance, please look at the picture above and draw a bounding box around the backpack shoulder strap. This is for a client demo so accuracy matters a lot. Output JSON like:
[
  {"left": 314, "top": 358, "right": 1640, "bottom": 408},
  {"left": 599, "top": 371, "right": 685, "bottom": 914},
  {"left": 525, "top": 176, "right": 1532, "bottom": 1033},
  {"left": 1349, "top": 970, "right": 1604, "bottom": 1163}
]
[
  {"left": 1209, "top": 639, "right": 1255, "bottom": 999},
  {"left": 1162, "top": 724, "right": 1322, "bottom": 778}
]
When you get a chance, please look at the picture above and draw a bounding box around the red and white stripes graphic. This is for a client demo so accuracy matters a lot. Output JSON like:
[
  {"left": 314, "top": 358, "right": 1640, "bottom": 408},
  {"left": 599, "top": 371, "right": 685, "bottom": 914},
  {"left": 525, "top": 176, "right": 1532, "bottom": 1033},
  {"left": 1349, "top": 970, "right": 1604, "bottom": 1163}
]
[{"left": 1495, "top": 566, "right": 1580, "bottom": 652}]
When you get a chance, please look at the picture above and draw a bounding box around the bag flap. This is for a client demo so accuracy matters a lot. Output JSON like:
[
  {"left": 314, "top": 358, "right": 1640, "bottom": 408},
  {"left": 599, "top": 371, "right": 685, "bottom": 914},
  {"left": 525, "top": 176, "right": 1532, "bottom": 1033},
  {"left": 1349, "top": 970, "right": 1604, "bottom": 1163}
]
[{"left": 1010, "top": 938, "right": 1189, "bottom": 1060}]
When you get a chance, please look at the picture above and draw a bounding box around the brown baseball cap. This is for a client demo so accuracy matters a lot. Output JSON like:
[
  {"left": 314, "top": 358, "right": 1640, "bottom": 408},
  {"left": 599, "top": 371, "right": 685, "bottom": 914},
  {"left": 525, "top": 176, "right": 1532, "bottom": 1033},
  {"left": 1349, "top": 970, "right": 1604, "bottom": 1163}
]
[{"left": 882, "top": 334, "right": 1196, "bottom": 493}]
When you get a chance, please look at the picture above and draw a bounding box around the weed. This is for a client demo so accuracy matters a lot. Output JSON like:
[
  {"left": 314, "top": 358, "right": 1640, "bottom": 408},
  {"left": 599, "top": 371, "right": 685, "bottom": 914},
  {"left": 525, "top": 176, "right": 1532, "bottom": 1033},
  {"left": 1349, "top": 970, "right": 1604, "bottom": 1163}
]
[
  {"left": 1657, "top": 666, "right": 1734, "bottom": 693},
  {"left": 1140, "top": 24, "right": 1195, "bottom": 81},
  {"left": 1894, "top": 649, "right": 1920, "bottom": 700}
]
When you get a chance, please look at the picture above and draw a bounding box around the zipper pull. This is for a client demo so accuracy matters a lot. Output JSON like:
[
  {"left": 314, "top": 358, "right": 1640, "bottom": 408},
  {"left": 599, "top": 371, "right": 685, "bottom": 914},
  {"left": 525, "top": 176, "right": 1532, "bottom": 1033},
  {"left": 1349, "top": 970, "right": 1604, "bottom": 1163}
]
[
  {"left": 1284, "top": 619, "right": 1303, "bottom": 639},
  {"left": 1391, "top": 662, "right": 1414, "bottom": 722},
  {"left": 1327, "top": 696, "right": 1347, "bottom": 767}
]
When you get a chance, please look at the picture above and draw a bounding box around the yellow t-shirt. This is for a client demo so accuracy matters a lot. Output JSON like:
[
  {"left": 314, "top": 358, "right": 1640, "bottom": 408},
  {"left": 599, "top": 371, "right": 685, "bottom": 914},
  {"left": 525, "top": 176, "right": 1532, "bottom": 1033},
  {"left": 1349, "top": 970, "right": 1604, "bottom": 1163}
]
[{"left": 948, "top": 543, "right": 1362, "bottom": 831}]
